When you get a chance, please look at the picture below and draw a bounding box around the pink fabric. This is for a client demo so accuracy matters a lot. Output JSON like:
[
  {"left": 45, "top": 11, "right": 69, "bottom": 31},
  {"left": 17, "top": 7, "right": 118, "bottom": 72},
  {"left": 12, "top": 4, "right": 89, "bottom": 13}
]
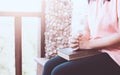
[{"left": 88, "top": 0, "right": 120, "bottom": 66}]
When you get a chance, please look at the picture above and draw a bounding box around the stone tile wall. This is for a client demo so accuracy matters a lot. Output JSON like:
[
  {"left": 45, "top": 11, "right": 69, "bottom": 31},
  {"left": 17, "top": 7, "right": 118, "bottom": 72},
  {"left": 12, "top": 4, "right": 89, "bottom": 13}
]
[{"left": 45, "top": 0, "right": 72, "bottom": 58}]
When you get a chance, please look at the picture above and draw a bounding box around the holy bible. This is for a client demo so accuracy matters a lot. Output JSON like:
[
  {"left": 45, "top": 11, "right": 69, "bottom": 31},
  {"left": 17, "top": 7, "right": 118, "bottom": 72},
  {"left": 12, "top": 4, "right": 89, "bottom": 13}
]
[{"left": 57, "top": 48, "right": 101, "bottom": 61}]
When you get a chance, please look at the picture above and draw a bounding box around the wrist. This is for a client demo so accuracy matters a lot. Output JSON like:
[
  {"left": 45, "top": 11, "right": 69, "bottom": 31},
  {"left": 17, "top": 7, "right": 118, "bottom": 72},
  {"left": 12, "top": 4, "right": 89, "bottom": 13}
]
[
  {"left": 88, "top": 40, "right": 94, "bottom": 49},
  {"left": 85, "top": 40, "right": 93, "bottom": 49}
]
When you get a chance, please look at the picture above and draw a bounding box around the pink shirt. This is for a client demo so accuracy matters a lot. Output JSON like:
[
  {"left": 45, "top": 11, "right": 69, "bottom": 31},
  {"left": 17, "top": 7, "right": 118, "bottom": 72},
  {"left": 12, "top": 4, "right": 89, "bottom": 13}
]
[{"left": 88, "top": 0, "right": 120, "bottom": 66}]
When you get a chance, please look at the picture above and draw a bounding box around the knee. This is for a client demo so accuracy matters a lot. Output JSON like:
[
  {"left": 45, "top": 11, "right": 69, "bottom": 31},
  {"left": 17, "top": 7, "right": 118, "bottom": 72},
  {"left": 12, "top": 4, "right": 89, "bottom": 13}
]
[
  {"left": 44, "top": 59, "right": 53, "bottom": 70},
  {"left": 51, "top": 64, "right": 67, "bottom": 75},
  {"left": 42, "top": 59, "right": 56, "bottom": 75},
  {"left": 51, "top": 66, "right": 63, "bottom": 75},
  {"left": 44, "top": 56, "right": 62, "bottom": 70}
]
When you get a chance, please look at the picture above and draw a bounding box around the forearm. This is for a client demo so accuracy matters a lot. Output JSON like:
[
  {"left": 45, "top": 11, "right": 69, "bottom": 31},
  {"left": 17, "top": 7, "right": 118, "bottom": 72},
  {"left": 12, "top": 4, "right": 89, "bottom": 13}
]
[{"left": 90, "top": 33, "right": 120, "bottom": 49}]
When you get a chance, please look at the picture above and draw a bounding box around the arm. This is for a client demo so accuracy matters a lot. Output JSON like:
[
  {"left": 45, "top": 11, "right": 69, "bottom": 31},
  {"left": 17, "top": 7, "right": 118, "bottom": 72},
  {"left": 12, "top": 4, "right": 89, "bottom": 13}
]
[
  {"left": 79, "top": 20, "right": 120, "bottom": 49},
  {"left": 86, "top": 0, "right": 120, "bottom": 49},
  {"left": 79, "top": 31, "right": 120, "bottom": 50},
  {"left": 89, "top": 32, "right": 120, "bottom": 49}
]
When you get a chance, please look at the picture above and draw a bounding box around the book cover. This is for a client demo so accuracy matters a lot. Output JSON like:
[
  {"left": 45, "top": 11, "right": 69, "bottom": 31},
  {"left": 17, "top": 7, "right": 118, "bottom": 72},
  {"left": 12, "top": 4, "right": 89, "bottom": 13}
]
[{"left": 57, "top": 48, "right": 101, "bottom": 61}]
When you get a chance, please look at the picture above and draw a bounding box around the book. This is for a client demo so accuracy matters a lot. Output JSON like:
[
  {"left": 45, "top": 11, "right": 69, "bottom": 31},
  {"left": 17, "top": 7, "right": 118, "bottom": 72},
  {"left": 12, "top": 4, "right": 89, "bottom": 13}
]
[{"left": 57, "top": 48, "right": 101, "bottom": 61}]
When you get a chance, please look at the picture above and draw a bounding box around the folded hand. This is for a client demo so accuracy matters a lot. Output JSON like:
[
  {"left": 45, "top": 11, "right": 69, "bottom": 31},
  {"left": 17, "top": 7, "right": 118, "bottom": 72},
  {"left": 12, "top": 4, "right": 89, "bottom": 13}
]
[{"left": 69, "top": 32, "right": 91, "bottom": 50}]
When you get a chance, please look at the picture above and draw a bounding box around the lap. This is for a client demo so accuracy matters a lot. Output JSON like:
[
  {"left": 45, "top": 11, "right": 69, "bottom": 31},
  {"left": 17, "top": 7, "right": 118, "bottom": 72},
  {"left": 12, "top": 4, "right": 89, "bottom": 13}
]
[
  {"left": 51, "top": 53, "right": 120, "bottom": 75},
  {"left": 43, "top": 53, "right": 120, "bottom": 75}
]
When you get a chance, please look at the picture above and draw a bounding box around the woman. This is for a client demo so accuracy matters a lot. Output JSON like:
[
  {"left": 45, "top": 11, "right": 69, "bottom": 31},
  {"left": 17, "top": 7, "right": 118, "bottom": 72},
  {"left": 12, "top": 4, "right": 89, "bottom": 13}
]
[{"left": 42, "top": 0, "right": 120, "bottom": 75}]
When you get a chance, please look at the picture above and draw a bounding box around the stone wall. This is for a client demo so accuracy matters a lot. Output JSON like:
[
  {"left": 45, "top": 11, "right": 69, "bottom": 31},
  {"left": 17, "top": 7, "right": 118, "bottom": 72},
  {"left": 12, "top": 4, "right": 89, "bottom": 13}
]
[{"left": 45, "top": 0, "right": 72, "bottom": 58}]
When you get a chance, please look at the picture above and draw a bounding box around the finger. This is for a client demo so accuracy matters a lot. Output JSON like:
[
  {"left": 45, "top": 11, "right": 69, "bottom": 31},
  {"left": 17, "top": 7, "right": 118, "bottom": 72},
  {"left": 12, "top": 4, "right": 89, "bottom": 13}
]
[
  {"left": 70, "top": 43, "right": 79, "bottom": 48},
  {"left": 71, "top": 37, "right": 79, "bottom": 41},
  {"left": 78, "top": 33, "right": 83, "bottom": 37},
  {"left": 69, "top": 37, "right": 78, "bottom": 44},
  {"left": 71, "top": 33, "right": 81, "bottom": 39},
  {"left": 78, "top": 36, "right": 84, "bottom": 41},
  {"left": 72, "top": 47, "right": 79, "bottom": 51},
  {"left": 70, "top": 39, "right": 79, "bottom": 44}
]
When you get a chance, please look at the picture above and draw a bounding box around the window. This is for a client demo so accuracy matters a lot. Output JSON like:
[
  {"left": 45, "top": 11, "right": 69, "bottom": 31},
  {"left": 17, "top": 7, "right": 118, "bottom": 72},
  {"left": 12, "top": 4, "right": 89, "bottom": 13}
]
[
  {"left": 22, "top": 17, "right": 41, "bottom": 75},
  {"left": 0, "top": 0, "right": 45, "bottom": 75},
  {"left": 0, "top": 17, "right": 15, "bottom": 75}
]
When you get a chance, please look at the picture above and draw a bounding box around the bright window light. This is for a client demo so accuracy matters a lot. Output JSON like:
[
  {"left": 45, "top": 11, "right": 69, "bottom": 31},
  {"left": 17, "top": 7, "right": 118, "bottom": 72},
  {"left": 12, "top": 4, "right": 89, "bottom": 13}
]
[
  {"left": 0, "top": 17, "right": 15, "bottom": 75},
  {"left": 0, "top": 0, "right": 42, "bottom": 12}
]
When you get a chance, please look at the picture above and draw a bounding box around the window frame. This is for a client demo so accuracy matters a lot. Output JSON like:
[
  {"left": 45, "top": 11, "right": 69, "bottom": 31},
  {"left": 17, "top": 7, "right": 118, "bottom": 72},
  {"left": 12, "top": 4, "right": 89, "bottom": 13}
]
[{"left": 0, "top": 0, "right": 46, "bottom": 75}]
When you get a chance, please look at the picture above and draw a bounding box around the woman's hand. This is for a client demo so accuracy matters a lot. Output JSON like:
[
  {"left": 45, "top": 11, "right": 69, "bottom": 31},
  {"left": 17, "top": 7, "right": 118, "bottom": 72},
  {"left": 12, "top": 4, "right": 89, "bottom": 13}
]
[
  {"left": 69, "top": 33, "right": 82, "bottom": 51},
  {"left": 78, "top": 40, "right": 91, "bottom": 50},
  {"left": 69, "top": 32, "right": 89, "bottom": 50}
]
